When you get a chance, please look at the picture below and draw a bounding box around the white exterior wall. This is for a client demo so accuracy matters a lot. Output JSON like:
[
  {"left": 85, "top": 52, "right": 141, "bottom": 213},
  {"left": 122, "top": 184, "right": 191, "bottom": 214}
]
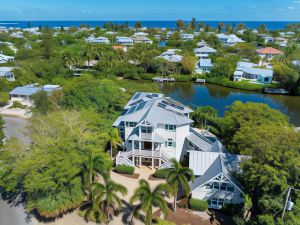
[
  {"left": 192, "top": 182, "right": 244, "bottom": 209},
  {"left": 175, "top": 125, "right": 190, "bottom": 161},
  {"left": 155, "top": 124, "right": 177, "bottom": 158}
]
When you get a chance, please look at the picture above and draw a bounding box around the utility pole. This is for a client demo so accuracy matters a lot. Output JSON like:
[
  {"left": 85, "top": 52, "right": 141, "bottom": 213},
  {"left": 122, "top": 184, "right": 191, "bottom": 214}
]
[{"left": 281, "top": 187, "right": 291, "bottom": 220}]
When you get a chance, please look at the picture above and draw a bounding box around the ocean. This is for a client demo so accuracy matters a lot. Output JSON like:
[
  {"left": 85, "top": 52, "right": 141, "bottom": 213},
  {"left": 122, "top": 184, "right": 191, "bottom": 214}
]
[{"left": 0, "top": 21, "right": 299, "bottom": 30}]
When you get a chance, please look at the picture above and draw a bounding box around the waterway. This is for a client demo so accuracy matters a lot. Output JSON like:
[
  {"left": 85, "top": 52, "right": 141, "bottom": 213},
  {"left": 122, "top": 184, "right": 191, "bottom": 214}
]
[{"left": 147, "top": 82, "right": 300, "bottom": 126}]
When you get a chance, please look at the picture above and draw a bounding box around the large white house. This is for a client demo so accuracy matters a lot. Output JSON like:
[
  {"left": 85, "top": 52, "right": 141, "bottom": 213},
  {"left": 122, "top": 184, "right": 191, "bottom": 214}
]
[
  {"left": 0, "top": 67, "right": 15, "bottom": 81},
  {"left": 195, "top": 59, "right": 213, "bottom": 74},
  {"left": 113, "top": 92, "right": 246, "bottom": 208},
  {"left": 157, "top": 49, "right": 183, "bottom": 63},
  {"left": 194, "top": 46, "right": 217, "bottom": 59},
  {"left": 85, "top": 36, "right": 110, "bottom": 44},
  {"left": 115, "top": 36, "right": 134, "bottom": 45},
  {"left": 233, "top": 61, "right": 273, "bottom": 84},
  {"left": 0, "top": 54, "right": 15, "bottom": 64},
  {"left": 217, "top": 34, "right": 244, "bottom": 46}
]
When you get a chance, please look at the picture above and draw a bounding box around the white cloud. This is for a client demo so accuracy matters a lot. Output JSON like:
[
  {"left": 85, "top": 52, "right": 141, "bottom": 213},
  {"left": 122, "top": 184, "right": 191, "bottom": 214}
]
[
  {"left": 288, "top": 6, "right": 295, "bottom": 9},
  {"left": 294, "top": 1, "right": 300, "bottom": 3}
]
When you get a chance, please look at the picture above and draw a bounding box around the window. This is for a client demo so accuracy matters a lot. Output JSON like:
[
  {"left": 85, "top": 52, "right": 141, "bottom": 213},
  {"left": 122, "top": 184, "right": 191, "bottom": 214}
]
[
  {"left": 168, "top": 139, "right": 173, "bottom": 147},
  {"left": 221, "top": 183, "right": 227, "bottom": 190},
  {"left": 209, "top": 198, "right": 224, "bottom": 207},
  {"left": 213, "top": 182, "right": 220, "bottom": 190},
  {"left": 206, "top": 182, "right": 213, "bottom": 189},
  {"left": 165, "top": 124, "right": 176, "bottom": 131},
  {"left": 211, "top": 198, "right": 218, "bottom": 206},
  {"left": 218, "top": 198, "right": 224, "bottom": 206},
  {"left": 141, "top": 126, "right": 152, "bottom": 133},
  {"left": 126, "top": 122, "right": 137, "bottom": 127},
  {"left": 227, "top": 184, "right": 234, "bottom": 192},
  {"left": 134, "top": 141, "right": 139, "bottom": 150}
]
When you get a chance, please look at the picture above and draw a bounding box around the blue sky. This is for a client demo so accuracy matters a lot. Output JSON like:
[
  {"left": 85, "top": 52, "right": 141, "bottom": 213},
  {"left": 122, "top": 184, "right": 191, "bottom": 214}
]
[{"left": 0, "top": 0, "right": 300, "bottom": 21}]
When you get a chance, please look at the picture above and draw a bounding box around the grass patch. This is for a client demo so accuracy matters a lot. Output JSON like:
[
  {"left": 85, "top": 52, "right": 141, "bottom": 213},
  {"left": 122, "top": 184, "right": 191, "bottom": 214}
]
[{"left": 188, "top": 198, "right": 208, "bottom": 212}]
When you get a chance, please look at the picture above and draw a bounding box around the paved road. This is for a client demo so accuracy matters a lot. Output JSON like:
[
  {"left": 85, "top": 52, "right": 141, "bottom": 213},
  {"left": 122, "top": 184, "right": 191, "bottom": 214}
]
[{"left": 0, "top": 117, "right": 35, "bottom": 225}]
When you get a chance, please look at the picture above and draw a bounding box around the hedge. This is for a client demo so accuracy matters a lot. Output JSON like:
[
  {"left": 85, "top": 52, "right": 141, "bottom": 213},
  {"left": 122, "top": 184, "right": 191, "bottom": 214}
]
[
  {"left": 172, "top": 75, "right": 192, "bottom": 82},
  {"left": 0, "top": 92, "right": 9, "bottom": 107},
  {"left": 206, "top": 77, "right": 265, "bottom": 91},
  {"left": 114, "top": 165, "right": 135, "bottom": 174},
  {"left": 188, "top": 198, "right": 208, "bottom": 212},
  {"left": 153, "top": 169, "right": 168, "bottom": 178}
]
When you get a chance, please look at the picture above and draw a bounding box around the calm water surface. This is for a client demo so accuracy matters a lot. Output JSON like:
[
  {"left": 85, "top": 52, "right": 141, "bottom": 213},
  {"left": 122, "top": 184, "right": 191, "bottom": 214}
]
[{"left": 145, "top": 82, "right": 300, "bottom": 126}]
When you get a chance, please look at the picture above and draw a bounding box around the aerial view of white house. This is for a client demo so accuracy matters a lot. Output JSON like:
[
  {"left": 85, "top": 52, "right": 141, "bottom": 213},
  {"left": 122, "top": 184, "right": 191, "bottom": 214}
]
[
  {"left": 115, "top": 36, "right": 134, "bottom": 45},
  {"left": 113, "top": 92, "right": 246, "bottom": 208},
  {"left": 0, "top": 53, "right": 15, "bottom": 64},
  {"left": 233, "top": 61, "right": 273, "bottom": 84},
  {"left": 85, "top": 36, "right": 110, "bottom": 44},
  {"left": 157, "top": 49, "right": 183, "bottom": 63},
  {"left": 0, "top": 67, "right": 15, "bottom": 81},
  {"left": 195, "top": 59, "right": 213, "bottom": 74},
  {"left": 9, "top": 84, "right": 60, "bottom": 106},
  {"left": 133, "top": 36, "right": 153, "bottom": 44},
  {"left": 217, "top": 34, "right": 244, "bottom": 46},
  {"left": 194, "top": 46, "right": 217, "bottom": 58}
]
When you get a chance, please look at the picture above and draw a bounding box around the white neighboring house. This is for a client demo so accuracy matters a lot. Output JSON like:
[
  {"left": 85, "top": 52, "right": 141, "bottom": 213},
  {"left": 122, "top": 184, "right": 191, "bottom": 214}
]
[
  {"left": 133, "top": 32, "right": 148, "bottom": 37},
  {"left": 10, "top": 31, "right": 23, "bottom": 38},
  {"left": 113, "top": 92, "right": 246, "bottom": 209},
  {"left": 9, "top": 84, "right": 60, "bottom": 106},
  {"left": 196, "top": 40, "right": 208, "bottom": 47},
  {"left": 217, "top": 34, "right": 244, "bottom": 46},
  {"left": 133, "top": 36, "right": 153, "bottom": 44},
  {"left": 157, "top": 49, "right": 183, "bottom": 63},
  {"left": 233, "top": 61, "right": 273, "bottom": 84},
  {"left": 115, "top": 36, "right": 134, "bottom": 45},
  {"left": 0, "top": 54, "right": 15, "bottom": 64},
  {"left": 85, "top": 36, "right": 110, "bottom": 44},
  {"left": 180, "top": 33, "right": 194, "bottom": 41},
  {"left": 0, "top": 67, "right": 15, "bottom": 81},
  {"left": 195, "top": 59, "right": 213, "bottom": 74},
  {"left": 194, "top": 46, "right": 216, "bottom": 59}
]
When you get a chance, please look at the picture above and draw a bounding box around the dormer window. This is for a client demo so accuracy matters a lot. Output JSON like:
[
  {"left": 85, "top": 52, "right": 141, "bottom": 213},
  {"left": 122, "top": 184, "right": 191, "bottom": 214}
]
[{"left": 165, "top": 124, "right": 176, "bottom": 131}]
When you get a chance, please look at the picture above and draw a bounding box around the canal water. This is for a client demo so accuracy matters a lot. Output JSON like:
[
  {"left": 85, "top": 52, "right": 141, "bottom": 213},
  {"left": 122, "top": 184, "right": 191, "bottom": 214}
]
[{"left": 149, "top": 82, "right": 300, "bottom": 126}]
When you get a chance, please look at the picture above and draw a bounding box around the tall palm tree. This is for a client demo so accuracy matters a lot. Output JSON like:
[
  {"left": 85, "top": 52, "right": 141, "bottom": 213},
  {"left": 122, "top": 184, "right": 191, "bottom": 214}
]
[
  {"left": 243, "top": 194, "right": 252, "bottom": 221},
  {"left": 82, "top": 152, "right": 112, "bottom": 193},
  {"left": 108, "top": 128, "right": 122, "bottom": 158},
  {"left": 165, "top": 159, "right": 195, "bottom": 212},
  {"left": 130, "top": 179, "right": 171, "bottom": 225},
  {"left": 92, "top": 178, "right": 127, "bottom": 222},
  {"left": 63, "top": 50, "right": 76, "bottom": 69},
  {"left": 83, "top": 44, "right": 95, "bottom": 68}
]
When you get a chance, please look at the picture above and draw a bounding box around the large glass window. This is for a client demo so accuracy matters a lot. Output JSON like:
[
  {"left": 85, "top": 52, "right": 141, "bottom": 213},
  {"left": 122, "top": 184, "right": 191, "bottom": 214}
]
[
  {"left": 141, "top": 126, "right": 152, "bottom": 133},
  {"left": 213, "top": 182, "right": 220, "bottom": 190},
  {"left": 126, "top": 122, "right": 137, "bottom": 127},
  {"left": 168, "top": 139, "right": 173, "bottom": 147},
  {"left": 221, "top": 183, "right": 227, "bottom": 190},
  {"left": 227, "top": 184, "right": 234, "bottom": 192},
  {"left": 165, "top": 124, "right": 176, "bottom": 131}
]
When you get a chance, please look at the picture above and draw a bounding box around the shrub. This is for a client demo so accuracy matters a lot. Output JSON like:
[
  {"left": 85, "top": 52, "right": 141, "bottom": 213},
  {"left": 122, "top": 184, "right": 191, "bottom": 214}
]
[
  {"left": 0, "top": 92, "right": 9, "bottom": 106},
  {"left": 9, "top": 101, "right": 27, "bottom": 109},
  {"left": 188, "top": 198, "right": 208, "bottom": 212},
  {"left": 173, "top": 74, "right": 192, "bottom": 82},
  {"left": 206, "top": 77, "right": 264, "bottom": 91},
  {"left": 114, "top": 165, "right": 135, "bottom": 174},
  {"left": 153, "top": 169, "right": 168, "bottom": 178}
]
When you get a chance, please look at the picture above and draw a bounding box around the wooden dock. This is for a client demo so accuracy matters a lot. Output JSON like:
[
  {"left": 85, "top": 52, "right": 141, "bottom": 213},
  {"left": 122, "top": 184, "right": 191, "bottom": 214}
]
[
  {"left": 152, "top": 77, "right": 175, "bottom": 83},
  {"left": 195, "top": 78, "right": 206, "bottom": 84}
]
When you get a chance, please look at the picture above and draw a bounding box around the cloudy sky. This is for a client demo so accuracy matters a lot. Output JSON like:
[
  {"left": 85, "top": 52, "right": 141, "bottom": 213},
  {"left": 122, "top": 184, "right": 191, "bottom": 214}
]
[{"left": 0, "top": 0, "right": 300, "bottom": 21}]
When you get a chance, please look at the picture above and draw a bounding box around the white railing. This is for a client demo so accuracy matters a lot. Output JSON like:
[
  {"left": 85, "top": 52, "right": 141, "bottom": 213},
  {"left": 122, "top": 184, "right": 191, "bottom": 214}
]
[
  {"left": 116, "top": 152, "right": 134, "bottom": 166},
  {"left": 159, "top": 161, "right": 172, "bottom": 169}
]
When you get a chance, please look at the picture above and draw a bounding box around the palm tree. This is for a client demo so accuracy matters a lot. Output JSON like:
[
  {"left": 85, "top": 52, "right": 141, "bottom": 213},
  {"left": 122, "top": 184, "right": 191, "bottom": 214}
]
[
  {"left": 82, "top": 152, "right": 112, "bottom": 194},
  {"left": 63, "top": 49, "right": 76, "bottom": 69},
  {"left": 217, "top": 22, "right": 225, "bottom": 33},
  {"left": 243, "top": 194, "right": 252, "bottom": 221},
  {"left": 165, "top": 159, "right": 195, "bottom": 212},
  {"left": 130, "top": 179, "right": 171, "bottom": 225},
  {"left": 83, "top": 44, "right": 95, "bottom": 68},
  {"left": 92, "top": 178, "right": 127, "bottom": 222},
  {"left": 108, "top": 128, "right": 122, "bottom": 158}
]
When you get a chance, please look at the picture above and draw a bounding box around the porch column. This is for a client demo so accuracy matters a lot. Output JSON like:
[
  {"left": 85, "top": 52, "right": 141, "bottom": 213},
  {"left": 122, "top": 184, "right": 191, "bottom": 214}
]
[
  {"left": 132, "top": 141, "right": 135, "bottom": 166},
  {"left": 159, "top": 144, "right": 162, "bottom": 167},
  {"left": 139, "top": 141, "right": 142, "bottom": 167},
  {"left": 151, "top": 142, "right": 154, "bottom": 169}
]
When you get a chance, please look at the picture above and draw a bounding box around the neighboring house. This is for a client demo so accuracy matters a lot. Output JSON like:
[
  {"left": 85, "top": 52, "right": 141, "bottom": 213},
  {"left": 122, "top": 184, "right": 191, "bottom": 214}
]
[
  {"left": 0, "top": 67, "right": 15, "bottom": 81},
  {"left": 196, "top": 40, "right": 208, "bottom": 47},
  {"left": 10, "top": 31, "right": 23, "bottom": 38},
  {"left": 85, "top": 36, "right": 110, "bottom": 44},
  {"left": 180, "top": 33, "right": 194, "bottom": 41},
  {"left": 113, "top": 92, "right": 246, "bottom": 208},
  {"left": 9, "top": 84, "right": 60, "bottom": 105},
  {"left": 133, "top": 36, "right": 153, "bottom": 44},
  {"left": 233, "top": 61, "right": 273, "bottom": 84},
  {"left": 157, "top": 49, "right": 183, "bottom": 63},
  {"left": 195, "top": 59, "right": 213, "bottom": 74},
  {"left": 194, "top": 46, "right": 217, "bottom": 59},
  {"left": 115, "top": 36, "right": 134, "bottom": 45},
  {"left": 256, "top": 47, "right": 284, "bottom": 60},
  {"left": 261, "top": 35, "right": 275, "bottom": 44},
  {"left": 275, "top": 37, "right": 288, "bottom": 47},
  {"left": 0, "top": 54, "right": 15, "bottom": 64},
  {"left": 133, "top": 32, "right": 148, "bottom": 37},
  {"left": 217, "top": 34, "right": 244, "bottom": 46},
  {"left": 112, "top": 45, "right": 128, "bottom": 52}
]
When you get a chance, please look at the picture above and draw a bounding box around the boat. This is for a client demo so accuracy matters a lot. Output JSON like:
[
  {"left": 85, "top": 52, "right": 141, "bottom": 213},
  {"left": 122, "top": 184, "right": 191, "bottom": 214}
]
[
  {"left": 195, "top": 78, "right": 206, "bottom": 84},
  {"left": 263, "top": 88, "right": 289, "bottom": 95},
  {"left": 152, "top": 77, "right": 175, "bottom": 83}
]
